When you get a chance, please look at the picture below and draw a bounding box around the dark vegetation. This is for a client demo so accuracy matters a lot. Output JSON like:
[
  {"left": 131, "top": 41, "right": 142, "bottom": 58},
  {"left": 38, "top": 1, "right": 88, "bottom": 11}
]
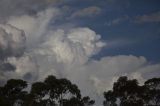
[
  {"left": 0, "top": 75, "right": 160, "bottom": 106},
  {"left": 0, "top": 75, "right": 94, "bottom": 106},
  {"left": 103, "top": 77, "right": 160, "bottom": 106}
]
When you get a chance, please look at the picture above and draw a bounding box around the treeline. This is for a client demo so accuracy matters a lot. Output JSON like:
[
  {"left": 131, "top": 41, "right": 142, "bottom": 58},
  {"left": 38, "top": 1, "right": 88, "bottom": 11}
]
[
  {"left": 0, "top": 75, "right": 160, "bottom": 106},
  {"left": 0, "top": 75, "right": 94, "bottom": 106}
]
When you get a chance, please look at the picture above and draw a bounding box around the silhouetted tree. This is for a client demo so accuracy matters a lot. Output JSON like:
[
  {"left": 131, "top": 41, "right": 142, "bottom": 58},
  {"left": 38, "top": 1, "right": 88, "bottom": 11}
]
[
  {"left": 144, "top": 78, "right": 160, "bottom": 106},
  {"left": 44, "top": 75, "right": 81, "bottom": 106},
  {"left": 81, "top": 96, "right": 95, "bottom": 106},
  {"left": 62, "top": 96, "right": 95, "bottom": 106},
  {"left": 103, "top": 76, "right": 153, "bottom": 106},
  {"left": 0, "top": 79, "right": 27, "bottom": 106},
  {"left": 103, "top": 90, "right": 117, "bottom": 106},
  {"left": 26, "top": 82, "right": 48, "bottom": 106},
  {"left": 0, "top": 75, "right": 95, "bottom": 106}
]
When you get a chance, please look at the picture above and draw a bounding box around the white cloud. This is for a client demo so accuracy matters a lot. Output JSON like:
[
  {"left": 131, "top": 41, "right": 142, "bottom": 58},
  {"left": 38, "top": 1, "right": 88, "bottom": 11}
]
[
  {"left": 71, "top": 6, "right": 101, "bottom": 18},
  {"left": 135, "top": 11, "right": 160, "bottom": 23},
  {"left": 40, "top": 28, "right": 106, "bottom": 64},
  {"left": 105, "top": 15, "right": 129, "bottom": 26},
  {"left": 0, "top": 0, "right": 63, "bottom": 22},
  {"left": 8, "top": 8, "right": 60, "bottom": 50},
  {"left": 81, "top": 55, "right": 160, "bottom": 95},
  {"left": 7, "top": 55, "right": 38, "bottom": 81}
]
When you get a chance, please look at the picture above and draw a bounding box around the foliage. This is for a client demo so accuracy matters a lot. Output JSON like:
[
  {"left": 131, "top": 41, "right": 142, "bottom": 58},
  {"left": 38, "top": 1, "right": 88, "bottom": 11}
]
[
  {"left": 103, "top": 76, "right": 160, "bottom": 106},
  {"left": 0, "top": 75, "right": 94, "bottom": 106},
  {"left": 0, "top": 75, "right": 159, "bottom": 106}
]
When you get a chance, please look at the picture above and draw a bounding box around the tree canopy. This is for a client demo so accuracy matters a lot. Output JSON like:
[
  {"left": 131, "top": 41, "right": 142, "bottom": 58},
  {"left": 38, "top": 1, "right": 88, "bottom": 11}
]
[
  {"left": 0, "top": 75, "right": 95, "bottom": 106},
  {"left": 103, "top": 76, "right": 160, "bottom": 106},
  {"left": 0, "top": 75, "right": 159, "bottom": 106}
]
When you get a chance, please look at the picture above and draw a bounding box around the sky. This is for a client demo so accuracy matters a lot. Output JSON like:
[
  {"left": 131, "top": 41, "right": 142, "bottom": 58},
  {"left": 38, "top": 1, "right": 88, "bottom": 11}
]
[{"left": 0, "top": 0, "right": 160, "bottom": 105}]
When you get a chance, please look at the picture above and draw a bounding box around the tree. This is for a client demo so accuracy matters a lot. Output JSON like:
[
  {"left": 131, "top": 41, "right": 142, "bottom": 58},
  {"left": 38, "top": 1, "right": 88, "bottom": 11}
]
[
  {"left": 103, "top": 76, "right": 144, "bottom": 106},
  {"left": 103, "top": 90, "right": 117, "bottom": 106},
  {"left": 62, "top": 96, "right": 95, "bottom": 106},
  {"left": 26, "top": 82, "right": 48, "bottom": 106},
  {"left": 0, "top": 75, "right": 95, "bottom": 106},
  {"left": 0, "top": 79, "right": 28, "bottom": 106},
  {"left": 103, "top": 76, "right": 160, "bottom": 106},
  {"left": 81, "top": 96, "right": 95, "bottom": 106},
  {"left": 44, "top": 75, "right": 81, "bottom": 106},
  {"left": 144, "top": 78, "right": 160, "bottom": 106}
]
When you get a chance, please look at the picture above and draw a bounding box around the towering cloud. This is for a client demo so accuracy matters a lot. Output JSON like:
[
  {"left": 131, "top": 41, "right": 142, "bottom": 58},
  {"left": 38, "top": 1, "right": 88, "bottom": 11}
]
[{"left": 39, "top": 28, "right": 105, "bottom": 64}]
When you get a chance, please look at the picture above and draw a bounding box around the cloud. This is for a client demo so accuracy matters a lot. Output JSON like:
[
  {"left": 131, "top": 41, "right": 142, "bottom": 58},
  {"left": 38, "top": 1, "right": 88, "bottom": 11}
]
[
  {"left": 135, "top": 11, "right": 160, "bottom": 23},
  {"left": 0, "top": 55, "right": 38, "bottom": 85},
  {"left": 85, "top": 55, "right": 160, "bottom": 94},
  {"left": 1, "top": 7, "right": 105, "bottom": 81},
  {"left": 61, "top": 55, "right": 160, "bottom": 105},
  {"left": 0, "top": 63, "right": 16, "bottom": 72},
  {"left": 104, "top": 38, "right": 132, "bottom": 49},
  {"left": 0, "top": 0, "right": 63, "bottom": 22},
  {"left": 0, "top": 24, "right": 38, "bottom": 84},
  {"left": 105, "top": 15, "right": 129, "bottom": 26},
  {"left": 0, "top": 8, "right": 60, "bottom": 84},
  {"left": 8, "top": 8, "right": 61, "bottom": 50},
  {"left": 71, "top": 6, "right": 101, "bottom": 18},
  {"left": 39, "top": 28, "right": 106, "bottom": 64},
  {"left": 7, "top": 55, "right": 38, "bottom": 81},
  {"left": 0, "top": 24, "right": 26, "bottom": 60}
]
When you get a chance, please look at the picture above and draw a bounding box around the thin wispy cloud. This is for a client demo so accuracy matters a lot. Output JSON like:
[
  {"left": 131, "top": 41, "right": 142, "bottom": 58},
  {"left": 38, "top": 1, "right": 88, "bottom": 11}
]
[
  {"left": 135, "top": 11, "right": 160, "bottom": 23},
  {"left": 71, "top": 6, "right": 101, "bottom": 18},
  {"left": 105, "top": 15, "right": 129, "bottom": 26}
]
